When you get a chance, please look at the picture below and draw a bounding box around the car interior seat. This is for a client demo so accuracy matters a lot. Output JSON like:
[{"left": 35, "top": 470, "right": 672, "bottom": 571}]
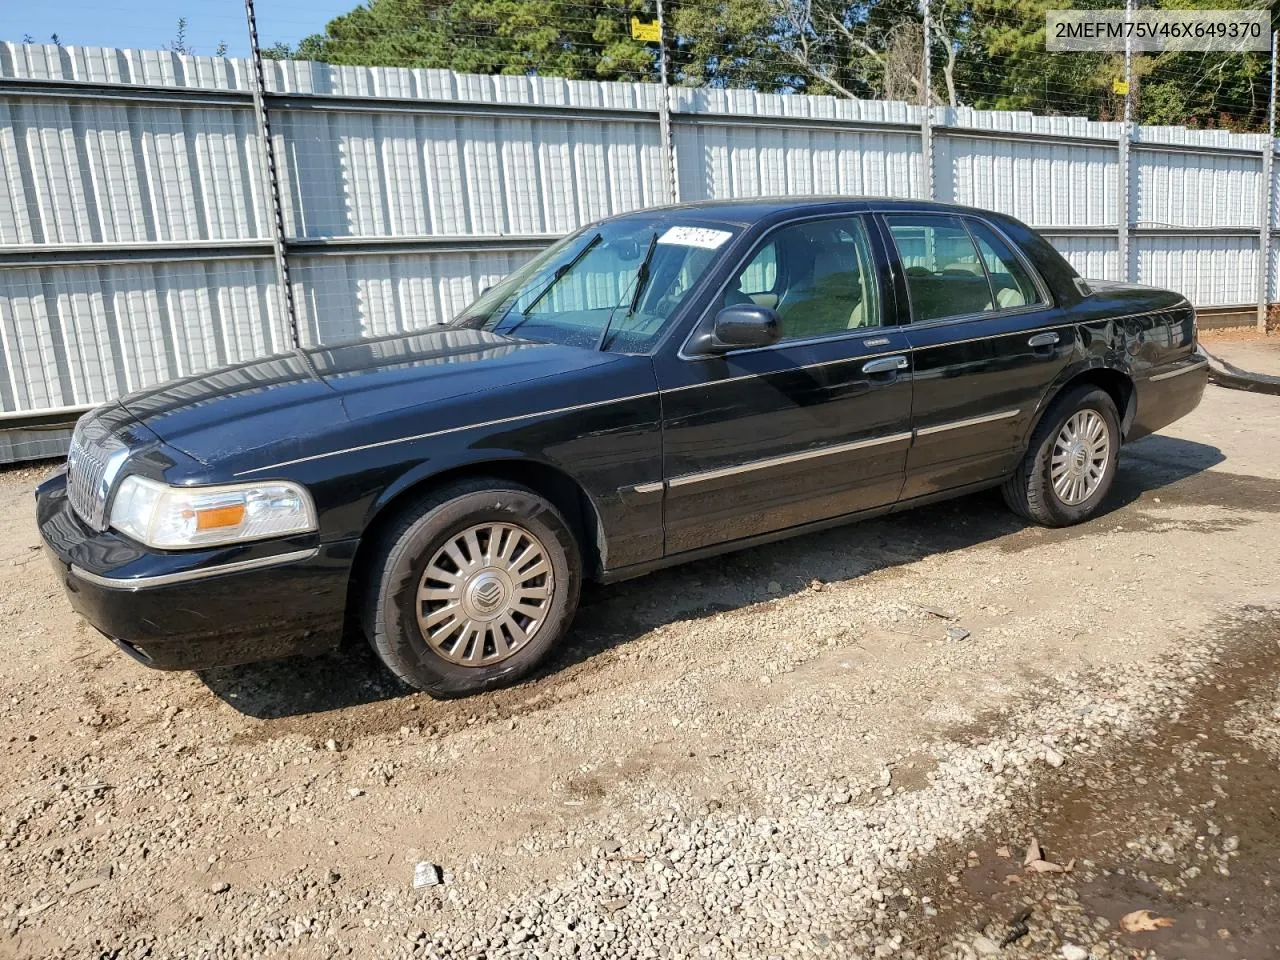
[
  {"left": 987, "top": 283, "right": 1026, "bottom": 310},
  {"left": 776, "top": 237, "right": 871, "bottom": 339}
]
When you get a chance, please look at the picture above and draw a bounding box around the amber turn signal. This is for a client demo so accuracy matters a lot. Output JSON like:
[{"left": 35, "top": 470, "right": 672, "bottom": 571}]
[{"left": 194, "top": 504, "right": 247, "bottom": 531}]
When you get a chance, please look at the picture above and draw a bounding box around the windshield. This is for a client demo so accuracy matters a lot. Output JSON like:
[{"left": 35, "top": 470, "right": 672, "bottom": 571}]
[{"left": 451, "top": 218, "right": 738, "bottom": 352}]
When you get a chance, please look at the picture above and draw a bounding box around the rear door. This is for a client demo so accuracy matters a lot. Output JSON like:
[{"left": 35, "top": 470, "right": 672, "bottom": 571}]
[
  {"left": 879, "top": 213, "right": 1073, "bottom": 500},
  {"left": 655, "top": 213, "right": 914, "bottom": 555}
]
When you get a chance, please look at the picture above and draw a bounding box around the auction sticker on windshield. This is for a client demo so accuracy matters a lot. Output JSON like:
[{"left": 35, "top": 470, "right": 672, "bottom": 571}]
[{"left": 658, "top": 227, "right": 733, "bottom": 249}]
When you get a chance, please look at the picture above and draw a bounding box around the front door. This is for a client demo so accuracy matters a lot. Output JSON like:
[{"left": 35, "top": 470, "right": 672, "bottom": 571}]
[
  {"left": 655, "top": 214, "right": 915, "bottom": 556},
  {"left": 879, "top": 213, "right": 1074, "bottom": 500}
]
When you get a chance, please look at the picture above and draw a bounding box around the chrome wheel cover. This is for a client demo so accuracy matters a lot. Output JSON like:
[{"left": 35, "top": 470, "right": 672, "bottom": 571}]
[
  {"left": 1050, "top": 409, "right": 1111, "bottom": 506},
  {"left": 416, "top": 522, "right": 553, "bottom": 666}
]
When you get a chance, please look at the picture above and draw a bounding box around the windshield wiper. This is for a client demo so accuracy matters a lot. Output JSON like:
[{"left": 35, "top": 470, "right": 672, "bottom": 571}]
[
  {"left": 512, "top": 232, "right": 602, "bottom": 321},
  {"left": 597, "top": 232, "right": 659, "bottom": 352}
]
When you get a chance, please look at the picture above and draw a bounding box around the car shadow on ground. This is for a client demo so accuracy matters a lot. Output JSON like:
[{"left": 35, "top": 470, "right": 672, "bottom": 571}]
[{"left": 198, "top": 433, "right": 1234, "bottom": 720}]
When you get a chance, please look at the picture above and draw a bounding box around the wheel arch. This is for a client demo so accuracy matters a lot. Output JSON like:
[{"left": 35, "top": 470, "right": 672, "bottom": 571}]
[
  {"left": 343, "top": 457, "right": 606, "bottom": 638},
  {"left": 1024, "top": 363, "right": 1136, "bottom": 449}
]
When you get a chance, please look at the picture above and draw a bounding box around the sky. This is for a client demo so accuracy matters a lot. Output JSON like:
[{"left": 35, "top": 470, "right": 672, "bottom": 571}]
[{"left": 0, "top": 0, "right": 355, "bottom": 58}]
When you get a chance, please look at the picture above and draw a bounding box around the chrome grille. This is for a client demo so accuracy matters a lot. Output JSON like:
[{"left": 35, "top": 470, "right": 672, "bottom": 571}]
[{"left": 66, "top": 415, "right": 127, "bottom": 531}]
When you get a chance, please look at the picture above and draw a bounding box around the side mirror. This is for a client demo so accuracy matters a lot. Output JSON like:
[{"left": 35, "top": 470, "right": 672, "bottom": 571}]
[{"left": 710, "top": 304, "right": 780, "bottom": 351}]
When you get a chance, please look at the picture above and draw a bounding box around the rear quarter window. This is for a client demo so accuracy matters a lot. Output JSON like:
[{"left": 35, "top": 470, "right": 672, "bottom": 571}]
[
  {"left": 885, "top": 215, "right": 991, "bottom": 322},
  {"left": 885, "top": 214, "right": 1045, "bottom": 322}
]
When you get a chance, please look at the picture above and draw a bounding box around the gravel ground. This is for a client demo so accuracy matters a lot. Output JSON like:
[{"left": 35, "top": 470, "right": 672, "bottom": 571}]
[{"left": 1, "top": 383, "right": 1278, "bottom": 960}]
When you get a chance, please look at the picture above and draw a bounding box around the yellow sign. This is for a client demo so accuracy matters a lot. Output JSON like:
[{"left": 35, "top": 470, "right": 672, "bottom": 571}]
[
  {"left": 630, "top": 17, "right": 661, "bottom": 42},
  {"left": 1112, "top": 78, "right": 1130, "bottom": 95}
]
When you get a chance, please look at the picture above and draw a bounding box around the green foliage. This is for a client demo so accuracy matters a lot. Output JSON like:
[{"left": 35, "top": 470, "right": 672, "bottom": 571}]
[
  {"left": 955, "top": 0, "right": 1274, "bottom": 128},
  {"left": 262, "top": 0, "right": 1276, "bottom": 130},
  {"left": 956, "top": 0, "right": 1115, "bottom": 117},
  {"left": 169, "top": 17, "right": 189, "bottom": 56},
  {"left": 669, "top": 0, "right": 797, "bottom": 91},
  {"left": 262, "top": 35, "right": 329, "bottom": 61},
  {"left": 290, "top": 0, "right": 658, "bottom": 80}
]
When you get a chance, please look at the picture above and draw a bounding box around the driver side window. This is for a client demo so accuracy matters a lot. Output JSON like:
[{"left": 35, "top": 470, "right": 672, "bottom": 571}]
[{"left": 720, "top": 216, "right": 881, "bottom": 342}]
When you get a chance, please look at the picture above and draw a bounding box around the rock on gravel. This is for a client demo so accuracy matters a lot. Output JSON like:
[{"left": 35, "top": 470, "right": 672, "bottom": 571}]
[
  {"left": 972, "top": 935, "right": 1002, "bottom": 956},
  {"left": 412, "top": 862, "right": 441, "bottom": 888}
]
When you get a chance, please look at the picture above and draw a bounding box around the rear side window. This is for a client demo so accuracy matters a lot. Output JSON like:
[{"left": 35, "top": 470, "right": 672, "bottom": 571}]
[
  {"left": 967, "top": 220, "right": 1043, "bottom": 310},
  {"left": 885, "top": 215, "right": 1042, "bottom": 322}
]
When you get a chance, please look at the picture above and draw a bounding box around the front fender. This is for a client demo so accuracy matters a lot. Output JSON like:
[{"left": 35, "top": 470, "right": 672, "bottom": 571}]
[{"left": 324, "top": 390, "right": 664, "bottom": 573}]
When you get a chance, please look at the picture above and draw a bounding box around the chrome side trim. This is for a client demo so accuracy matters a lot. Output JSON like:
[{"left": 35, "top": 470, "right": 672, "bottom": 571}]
[
  {"left": 667, "top": 431, "right": 913, "bottom": 488},
  {"left": 630, "top": 480, "right": 665, "bottom": 495},
  {"left": 663, "top": 347, "right": 908, "bottom": 392},
  {"left": 71, "top": 548, "right": 319, "bottom": 590},
  {"left": 679, "top": 327, "right": 901, "bottom": 364},
  {"left": 235, "top": 392, "right": 660, "bottom": 476},
  {"left": 906, "top": 317, "right": 1066, "bottom": 341},
  {"left": 1148, "top": 361, "right": 1206, "bottom": 382},
  {"left": 905, "top": 305, "right": 1176, "bottom": 340},
  {"left": 915, "top": 408, "right": 1021, "bottom": 437}
]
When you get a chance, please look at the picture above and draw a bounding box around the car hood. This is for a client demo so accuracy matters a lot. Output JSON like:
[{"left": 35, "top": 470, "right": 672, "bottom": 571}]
[{"left": 118, "top": 328, "right": 618, "bottom": 465}]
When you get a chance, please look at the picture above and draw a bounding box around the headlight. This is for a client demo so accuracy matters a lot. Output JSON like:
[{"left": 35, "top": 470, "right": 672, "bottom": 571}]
[{"left": 109, "top": 476, "right": 317, "bottom": 549}]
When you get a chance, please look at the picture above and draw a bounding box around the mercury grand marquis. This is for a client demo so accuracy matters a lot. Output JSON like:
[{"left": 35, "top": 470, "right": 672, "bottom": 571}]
[{"left": 37, "top": 198, "right": 1208, "bottom": 697}]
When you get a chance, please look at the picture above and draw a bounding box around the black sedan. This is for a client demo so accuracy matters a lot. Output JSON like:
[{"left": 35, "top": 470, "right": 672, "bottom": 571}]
[{"left": 37, "top": 198, "right": 1208, "bottom": 697}]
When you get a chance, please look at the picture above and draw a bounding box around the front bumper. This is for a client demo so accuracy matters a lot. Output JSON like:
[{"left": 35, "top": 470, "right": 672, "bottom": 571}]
[{"left": 36, "top": 470, "right": 355, "bottom": 670}]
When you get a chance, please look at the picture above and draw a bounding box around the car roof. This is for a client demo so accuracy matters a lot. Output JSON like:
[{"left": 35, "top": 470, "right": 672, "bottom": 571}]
[{"left": 602, "top": 196, "right": 1010, "bottom": 229}]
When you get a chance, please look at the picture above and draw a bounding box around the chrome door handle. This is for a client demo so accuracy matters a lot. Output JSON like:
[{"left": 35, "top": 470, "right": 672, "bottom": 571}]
[
  {"left": 862, "top": 355, "right": 909, "bottom": 374},
  {"left": 1028, "top": 332, "right": 1060, "bottom": 348}
]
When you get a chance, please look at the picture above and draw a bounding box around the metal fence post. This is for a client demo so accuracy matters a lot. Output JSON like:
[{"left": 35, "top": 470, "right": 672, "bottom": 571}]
[
  {"left": 245, "top": 0, "right": 300, "bottom": 348},
  {"left": 1117, "top": 0, "right": 1134, "bottom": 284},
  {"left": 1259, "top": 29, "right": 1277, "bottom": 333},
  {"left": 655, "top": 0, "right": 680, "bottom": 204},
  {"left": 920, "top": 0, "right": 935, "bottom": 200}
]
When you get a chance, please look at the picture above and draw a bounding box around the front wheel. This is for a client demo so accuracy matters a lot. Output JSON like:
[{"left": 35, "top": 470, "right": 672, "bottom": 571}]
[
  {"left": 362, "top": 479, "right": 581, "bottom": 697},
  {"left": 1002, "top": 386, "right": 1120, "bottom": 527}
]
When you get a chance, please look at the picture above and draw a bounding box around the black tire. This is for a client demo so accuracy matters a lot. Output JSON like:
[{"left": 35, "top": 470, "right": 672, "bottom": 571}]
[
  {"left": 1002, "top": 386, "right": 1121, "bottom": 527},
  {"left": 362, "top": 478, "right": 581, "bottom": 697}
]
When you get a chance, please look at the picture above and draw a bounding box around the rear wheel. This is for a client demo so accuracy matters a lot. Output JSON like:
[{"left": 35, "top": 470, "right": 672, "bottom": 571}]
[
  {"left": 1002, "top": 386, "right": 1120, "bottom": 527},
  {"left": 362, "top": 479, "right": 581, "bottom": 697}
]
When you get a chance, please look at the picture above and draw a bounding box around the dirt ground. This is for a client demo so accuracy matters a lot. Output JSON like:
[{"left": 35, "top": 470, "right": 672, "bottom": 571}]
[
  {"left": 1199, "top": 327, "right": 1280, "bottom": 377},
  {"left": 1, "top": 382, "right": 1278, "bottom": 960}
]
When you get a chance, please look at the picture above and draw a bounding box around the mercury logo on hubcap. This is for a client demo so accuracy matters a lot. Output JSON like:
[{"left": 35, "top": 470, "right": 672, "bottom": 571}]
[
  {"left": 1051, "top": 409, "right": 1111, "bottom": 506},
  {"left": 416, "top": 522, "right": 554, "bottom": 667},
  {"left": 472, "top": 577, "right": 505, "bottom": 612}
]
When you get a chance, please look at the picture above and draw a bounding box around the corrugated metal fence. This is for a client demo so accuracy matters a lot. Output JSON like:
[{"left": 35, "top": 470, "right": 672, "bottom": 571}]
[{"left": 1, "top": 42, "right": 1277, "bottom": 461}]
